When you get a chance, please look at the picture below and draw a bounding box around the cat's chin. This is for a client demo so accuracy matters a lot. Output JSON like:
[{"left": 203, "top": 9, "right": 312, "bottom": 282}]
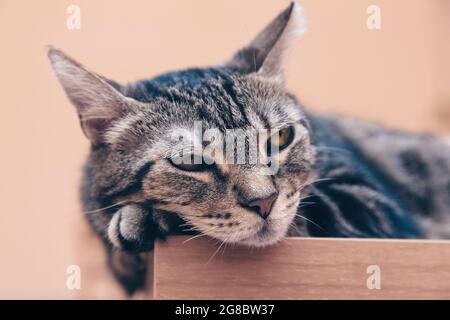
[
  {"left": 238, "top": 235, "right": 283, "bottom": 248},
  {"left": 235, "top": 221, "right": 290, "bottom": 248}
]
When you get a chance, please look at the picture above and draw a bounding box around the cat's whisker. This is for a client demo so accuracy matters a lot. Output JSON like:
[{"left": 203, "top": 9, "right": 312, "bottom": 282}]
[
  {"left": 84, "top": 200, "right": 129, "bottom": 214},
  {"left": 219, "top": 234, "right": 233, "bottom": 258},
  {"left": 295, "top": 213, "right": 324, "bottom": 231},
  {"left": 178, "top": 213, "right": 205, "bottom": 218},
  {"left": 179, "top": 222, "right": 193, "bottom": 228},
  {"left": 207, "top": 236, "right": 230, "bottom": 264},
  {"left": 298, "top": 201, "right": 316, "bottom": 206},
  {"left": 299, "top": 194, "right": 316, "bottom": 201},
  {"left": 311, "top": 177, "right": 338, "bottom": 184},
  {"left": 180, "top": 226, "right": 199, "bottom": 233},
  {"left": 183, "top": 232, "right": 211, "bottom": 244},
  {"left": 289, "top": 221, "right": 301, "bottom": 233},
  {"left": 314, "top": 146, "right": 352, "bottom": 155},
  {"left": 287, "top": 220, "right": 304, "bottom": 236},
  {"left": 183, "top": 224, "right": 215, "bottom": 234},
  {"left": 182, "top": 223, "right": 223, "bottom": 243}
]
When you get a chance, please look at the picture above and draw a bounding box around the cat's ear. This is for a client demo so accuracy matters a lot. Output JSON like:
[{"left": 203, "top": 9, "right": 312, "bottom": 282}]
[
  {"left": 226, "top": 1, "right": 305, "bottom": 80},
  {"left": 48, "top": 48, "right": 132, "bottom": 144}
]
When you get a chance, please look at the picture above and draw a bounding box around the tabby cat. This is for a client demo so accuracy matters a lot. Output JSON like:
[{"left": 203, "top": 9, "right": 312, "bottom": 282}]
[{"left": 48, "top": 2, "right": 450, "bottom": 294}]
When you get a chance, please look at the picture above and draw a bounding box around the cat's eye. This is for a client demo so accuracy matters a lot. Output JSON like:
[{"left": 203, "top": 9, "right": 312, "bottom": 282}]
[
  {"left": 169, "top": 154, "right": 211, "bottom": 172},
  {"left": 266, "top": 126, "right": 295, "bottom": 155}
]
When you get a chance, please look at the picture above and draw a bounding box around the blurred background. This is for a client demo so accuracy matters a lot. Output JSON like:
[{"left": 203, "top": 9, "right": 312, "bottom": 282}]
[{"left": 0, "top": 0, "right": 449, "bottom": 299}]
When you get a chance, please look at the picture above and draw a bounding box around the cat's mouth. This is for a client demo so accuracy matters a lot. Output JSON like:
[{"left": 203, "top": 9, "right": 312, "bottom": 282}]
[
  {"left": 227, "top": 194, "right": 298, "bottom": 247},
  {"left": 229, "top": 216, "right": 290, "bottom": 247},
  {"left": 243, "top": 222, "right": 273, "bottom": 240}
]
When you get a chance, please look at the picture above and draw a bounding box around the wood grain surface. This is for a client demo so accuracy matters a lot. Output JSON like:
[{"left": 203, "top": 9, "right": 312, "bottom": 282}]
[{"left": 153, "top": 236, "right": 450, "bottom": 299}]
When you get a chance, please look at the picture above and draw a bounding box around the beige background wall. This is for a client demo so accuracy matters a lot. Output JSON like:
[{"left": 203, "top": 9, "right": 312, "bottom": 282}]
[{"left": 0, "top": 0, "right": 449, "bottom": 298}]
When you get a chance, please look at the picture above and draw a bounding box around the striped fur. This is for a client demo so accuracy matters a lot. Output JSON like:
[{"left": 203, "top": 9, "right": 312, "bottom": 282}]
[{"left": 49, "top": 2, "right": 450, "bottom": 294}]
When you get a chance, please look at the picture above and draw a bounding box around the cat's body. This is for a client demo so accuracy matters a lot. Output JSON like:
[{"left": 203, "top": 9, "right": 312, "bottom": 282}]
[
  {"left": 302, "top": 113, "right": 450, "bottom": 239},
  {"left": 49, "top": 2, "right": 450, "bottom": 294}
]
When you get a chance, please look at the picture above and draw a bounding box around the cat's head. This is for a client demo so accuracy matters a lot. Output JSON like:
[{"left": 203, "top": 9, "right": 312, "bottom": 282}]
[{"left": 49, "top": 2, "right": 314, "bottom": 248}]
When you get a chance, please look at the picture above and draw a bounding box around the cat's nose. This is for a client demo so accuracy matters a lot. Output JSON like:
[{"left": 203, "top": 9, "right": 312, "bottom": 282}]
[{"left": 247, "top": 193, "right": 278, "bottom": 219}]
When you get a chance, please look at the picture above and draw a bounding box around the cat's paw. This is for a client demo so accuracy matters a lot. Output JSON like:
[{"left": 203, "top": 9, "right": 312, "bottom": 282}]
[{"left": 107, "top": 204, "right": 157, "bottom": 252}]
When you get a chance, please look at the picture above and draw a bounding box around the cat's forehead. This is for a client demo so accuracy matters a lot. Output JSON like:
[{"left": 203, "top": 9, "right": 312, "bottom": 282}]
[
  {"left": 125, "top": 67, "right": 304, "bottom": 127},
  {"left": 106, "top": 67, "right": 305, "bottom": 148}
]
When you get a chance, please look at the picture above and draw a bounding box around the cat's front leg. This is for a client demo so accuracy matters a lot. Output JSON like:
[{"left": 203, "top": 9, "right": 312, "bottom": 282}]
[
  {"left": 106, "top": 204, "right": 167, "bottom": 294},
  {"left": 107, "top": 204, "right": 163, "bottom": 252},
  {"left": 106, "top": 246, "right": 149, "bottom": 295}
]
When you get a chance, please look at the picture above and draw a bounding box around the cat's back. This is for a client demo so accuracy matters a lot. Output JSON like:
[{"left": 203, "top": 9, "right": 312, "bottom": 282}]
[{"left": 308, "top": 112, "right": 450, "bottom": 238}]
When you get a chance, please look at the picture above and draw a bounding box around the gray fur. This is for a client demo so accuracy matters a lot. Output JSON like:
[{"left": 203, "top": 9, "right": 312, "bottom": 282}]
[{"left": 48, "top": 2, "right": 450, "bottom": 294}]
